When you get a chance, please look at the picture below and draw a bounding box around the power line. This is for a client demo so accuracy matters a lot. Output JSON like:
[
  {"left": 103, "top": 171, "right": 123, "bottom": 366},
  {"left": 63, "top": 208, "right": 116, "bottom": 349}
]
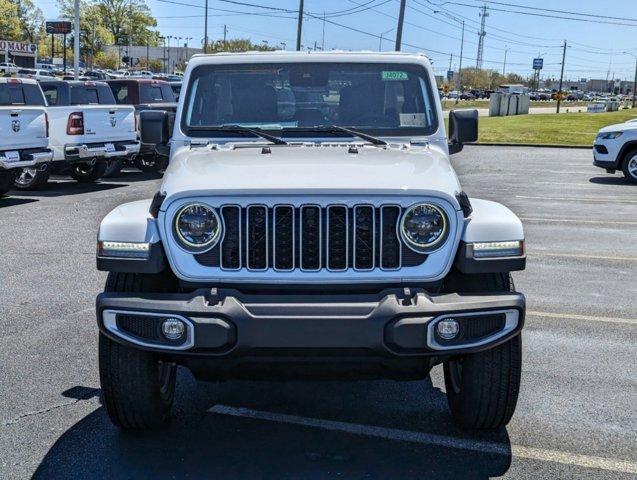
[{"left": 466, "top": 0, "right": 637, "bottom": 24}]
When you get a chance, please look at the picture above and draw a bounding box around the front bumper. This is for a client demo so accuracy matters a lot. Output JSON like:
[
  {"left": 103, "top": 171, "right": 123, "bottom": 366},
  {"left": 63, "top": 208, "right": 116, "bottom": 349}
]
[
  {"left": 0, "top": 148, "right": 53, "bottom": 170},
  {"left": 97, "top": 288, "right": 525, "bottom": 368},
  {"left": 64, "top": 140, "right": 140, "bottom": 161},
  {"left": 592, "top": 141, "right": 620, "bottom": 171}
]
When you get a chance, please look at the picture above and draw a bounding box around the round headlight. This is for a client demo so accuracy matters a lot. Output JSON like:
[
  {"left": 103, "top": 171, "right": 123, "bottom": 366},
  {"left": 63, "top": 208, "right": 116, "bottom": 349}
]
[
  {"left": 174, "top": 203, "right": 221, "bottom": 251},
  {"left": 400, "top": 203, "right": 448, "bottom": 252}
]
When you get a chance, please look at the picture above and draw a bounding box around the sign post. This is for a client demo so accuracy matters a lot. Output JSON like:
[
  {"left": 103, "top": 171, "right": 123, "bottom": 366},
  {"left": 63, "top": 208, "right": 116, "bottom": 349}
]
[
  {"left": 46, "top": 20, "right": 72, "bottom": 69},
  {"left": 532, "top": 57, "right": 544, "bottom": 91}
]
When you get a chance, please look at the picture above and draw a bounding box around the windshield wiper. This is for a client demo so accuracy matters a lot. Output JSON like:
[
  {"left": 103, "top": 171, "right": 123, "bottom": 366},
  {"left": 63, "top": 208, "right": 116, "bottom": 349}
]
[
  {"left": 187, "top": 125, "right": 287, "bottom": 145},
  {"left": 288, "top": 125, "right": 387, "bottom": 146}
]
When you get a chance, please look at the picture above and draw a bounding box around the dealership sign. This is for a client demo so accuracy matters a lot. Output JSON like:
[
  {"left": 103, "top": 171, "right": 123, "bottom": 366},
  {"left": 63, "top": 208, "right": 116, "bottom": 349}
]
[
  {"left": 46, "top": 20, "right": 73, "bottom": 35},
  {"left": 532, "top": 58, "right": 544, "bottom": 70},
  {"left": 0, "top": 40, "right": 37, "bottom": 57}
]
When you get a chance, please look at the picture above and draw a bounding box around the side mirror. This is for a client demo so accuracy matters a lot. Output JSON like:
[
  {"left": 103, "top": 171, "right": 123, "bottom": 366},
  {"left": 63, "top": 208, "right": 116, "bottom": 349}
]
[
  {"left": 140, "top": 110, "right": 170, "bottom": 156},
  {"left": 448, "top": 109, "right": 478, "bottom": 154}
]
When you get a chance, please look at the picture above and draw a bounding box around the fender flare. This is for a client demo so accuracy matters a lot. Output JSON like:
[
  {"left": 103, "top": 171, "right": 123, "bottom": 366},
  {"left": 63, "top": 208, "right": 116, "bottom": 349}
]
[{"left": 455, "top": 198, "right": 525, "bottom": 273}]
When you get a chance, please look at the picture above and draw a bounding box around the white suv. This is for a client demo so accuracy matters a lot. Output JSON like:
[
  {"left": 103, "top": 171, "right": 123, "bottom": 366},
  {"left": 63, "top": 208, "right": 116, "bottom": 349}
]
[
  {"left": 593, "top": 119, "right": 637, "bottom": 183},
  {"left": 95, "top": 51, "right": 527, "bottom": 431}
]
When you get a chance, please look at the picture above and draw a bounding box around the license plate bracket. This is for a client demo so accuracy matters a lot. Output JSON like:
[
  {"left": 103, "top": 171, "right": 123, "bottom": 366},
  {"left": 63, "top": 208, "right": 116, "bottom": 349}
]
[{"left": 3, "top": 150, "right": 20, "bottom": 162}]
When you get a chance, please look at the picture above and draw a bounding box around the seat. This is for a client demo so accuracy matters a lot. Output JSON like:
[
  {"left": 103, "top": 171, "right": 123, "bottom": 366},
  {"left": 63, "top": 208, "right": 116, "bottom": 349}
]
[{"left": 231, "top": 84, "right": 278, "bottom": 122}]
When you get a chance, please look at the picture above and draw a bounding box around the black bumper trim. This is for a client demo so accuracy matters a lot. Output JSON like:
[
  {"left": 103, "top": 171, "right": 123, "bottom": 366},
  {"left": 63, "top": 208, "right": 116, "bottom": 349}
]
[{"left": 96, "top": 288, "right": 525, "bottom": 359}]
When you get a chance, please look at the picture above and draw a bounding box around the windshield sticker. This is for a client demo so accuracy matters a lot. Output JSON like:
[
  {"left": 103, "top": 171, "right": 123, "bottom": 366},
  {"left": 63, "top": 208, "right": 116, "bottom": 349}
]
[
  {"left": 381, "top": 71, "right": 409, "bottom": 81},
  {"left": 399, "top": 113, "right": 427, "bottom": 127}
]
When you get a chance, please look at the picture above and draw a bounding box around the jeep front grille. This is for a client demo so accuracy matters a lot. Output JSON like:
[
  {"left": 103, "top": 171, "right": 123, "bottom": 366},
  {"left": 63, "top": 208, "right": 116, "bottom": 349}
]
[{"left": 195, "top": 204, "right": 428, "bottom": 272}]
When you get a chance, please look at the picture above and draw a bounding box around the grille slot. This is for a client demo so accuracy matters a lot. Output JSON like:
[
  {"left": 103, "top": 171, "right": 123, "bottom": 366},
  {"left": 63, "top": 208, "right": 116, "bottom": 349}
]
[
  {"left": 300, "top": 205, "right": 322, "bottom": 271},
  {"left": 195, "top": 204, "right": 429, "bottom": 271},
  {"left": 327, "top": 206, "right": 349, "bottom": 271},
  {"left": 273, "top": 205, "right": 295, "bottom": 271},
  {"left": 246, "top": 205, "right": 268, "bottom": 270}
]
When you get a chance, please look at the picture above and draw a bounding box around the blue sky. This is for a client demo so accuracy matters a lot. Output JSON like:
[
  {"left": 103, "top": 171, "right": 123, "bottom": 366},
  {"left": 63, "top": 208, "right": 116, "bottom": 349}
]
[{"left": 34, "top": 0, "right": 637, "bottom": 81}]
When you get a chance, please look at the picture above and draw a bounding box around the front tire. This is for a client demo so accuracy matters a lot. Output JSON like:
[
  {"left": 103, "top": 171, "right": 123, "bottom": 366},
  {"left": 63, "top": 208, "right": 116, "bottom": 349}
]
[
  {"left": 69, "top": 161, "right": 108, "bottom": 183},
  {"left": 621, "top": 149, "right": 637, "bottom": 183},
  {"left": 442, "top": 272, "right": 522, "bottom": 430},
  {"left": 99, "top": 271, "right": 178, "bottom": 429}
]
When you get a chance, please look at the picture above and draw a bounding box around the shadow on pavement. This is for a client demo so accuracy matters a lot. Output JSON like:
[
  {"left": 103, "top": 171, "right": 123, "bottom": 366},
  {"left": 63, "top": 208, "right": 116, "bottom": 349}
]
[
  {"left": 0, "top": 197, "right": 38, "bottom": 208},
  {"left": 589, "top": 176, "right": 634, "bottom": 186},
  {"left": 33, "top": 372, "right": 512, "bottom": 479},
  {"left": 8, "top": 181, "right": 128, "bottom": 198}
]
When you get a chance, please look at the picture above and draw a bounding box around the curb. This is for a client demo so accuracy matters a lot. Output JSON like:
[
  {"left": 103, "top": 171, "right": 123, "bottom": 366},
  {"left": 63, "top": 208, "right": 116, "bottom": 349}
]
[{"left": 467, "top": 143, "right": 592, "bottom": 150}]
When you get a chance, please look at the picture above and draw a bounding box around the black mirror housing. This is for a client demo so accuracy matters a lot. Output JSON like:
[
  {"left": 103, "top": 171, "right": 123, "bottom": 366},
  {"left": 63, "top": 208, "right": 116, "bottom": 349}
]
[
  {"left": 140, "top": 110, "right": 170, "bottom": 154},
  {"left": 448, "top": 109, "right": 479, "bottom": 154}
]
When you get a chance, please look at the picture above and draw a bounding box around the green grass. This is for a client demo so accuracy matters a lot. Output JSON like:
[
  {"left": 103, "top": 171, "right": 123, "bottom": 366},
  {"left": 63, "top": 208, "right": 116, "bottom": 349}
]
[
  {"left": 475, "top": 110, "right": 637, "bottom": 146},
  {"left": 441, "top": 99, "right": 590, "bottom": 111}
]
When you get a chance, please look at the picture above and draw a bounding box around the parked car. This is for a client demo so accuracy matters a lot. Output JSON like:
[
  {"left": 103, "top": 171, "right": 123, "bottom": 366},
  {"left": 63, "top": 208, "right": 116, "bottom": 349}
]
[
  {"left": 169, "top": 81, "right": 182, "bottom": 101},
  {"left": 95, "top": 51, "right": 527, "bottom": 431},
  {"left": 0, "top": 78, "right": 53, "bottom": 195},
  {"left": 106, "top": 78, "right": 177, "bottom": 172},
  {"left": 16, "top": 68, "right": 56, "bottom": 80},
  {"left": 0, "top": 62, "right": 19, "bottom": 74},
  {"left": 13, "top": 80, "right": 139, "bottom": 189},
  {"left": 593, "top": 119, "right": 637, "bottom": 183}
]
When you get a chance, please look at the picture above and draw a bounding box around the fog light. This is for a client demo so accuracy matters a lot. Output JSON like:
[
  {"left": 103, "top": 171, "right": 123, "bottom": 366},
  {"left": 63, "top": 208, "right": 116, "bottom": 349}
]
[
  {"left": 437, "top": 318, "right": 460, "bottom": 340},
  {"left": 162, "top": 318, "right": 185, "bottom": 340}
]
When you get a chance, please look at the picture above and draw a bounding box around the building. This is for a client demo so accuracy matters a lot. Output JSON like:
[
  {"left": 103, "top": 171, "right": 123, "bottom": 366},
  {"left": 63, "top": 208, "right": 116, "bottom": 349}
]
[
  {"left": 104, "top": 44, "right": 203, "bottom": 72},
  {"left": 0, "top": 39, "right": 37, "bottom": 68}
]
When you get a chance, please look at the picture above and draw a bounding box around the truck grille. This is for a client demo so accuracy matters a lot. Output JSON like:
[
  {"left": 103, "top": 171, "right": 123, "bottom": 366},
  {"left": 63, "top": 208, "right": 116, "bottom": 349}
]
[{"left": 195, "top": 204, "right": 428, "bottom": 271}]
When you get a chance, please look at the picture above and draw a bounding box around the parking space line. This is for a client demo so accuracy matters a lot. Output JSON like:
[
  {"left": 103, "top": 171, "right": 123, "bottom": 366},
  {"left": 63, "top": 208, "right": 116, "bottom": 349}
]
[
  {"left": 516, "top": 195, "right": 637, "bottom": 204},
  {"left": 527, "top": 311, "right": 637, "bottom": 325},
  {"left": 208, "top": 405, "right": 637, "bottom": 474},
  {"left": 529, "top": 251, "right": 637, "bottom": 261},
  {"left": 520, "top": 217, "right": 637, "bottom": 226}
]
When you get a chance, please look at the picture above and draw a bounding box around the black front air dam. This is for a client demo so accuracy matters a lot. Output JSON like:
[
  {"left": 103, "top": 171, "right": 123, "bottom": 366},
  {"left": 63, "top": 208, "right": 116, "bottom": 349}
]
[{"left": 96, "top": 288, "right": 525, "bottom": 365}]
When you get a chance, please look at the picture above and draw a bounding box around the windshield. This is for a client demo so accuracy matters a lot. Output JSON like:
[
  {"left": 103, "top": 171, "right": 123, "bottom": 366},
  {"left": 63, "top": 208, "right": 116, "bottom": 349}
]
[{"left": 182, "top": 62, "right": 438, "bottom": 137}]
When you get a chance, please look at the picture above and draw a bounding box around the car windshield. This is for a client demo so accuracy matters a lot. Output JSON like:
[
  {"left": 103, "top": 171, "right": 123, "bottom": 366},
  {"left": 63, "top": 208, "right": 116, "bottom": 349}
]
[{"left": 183, "top": 62, "right": 438, "bottom": 137}]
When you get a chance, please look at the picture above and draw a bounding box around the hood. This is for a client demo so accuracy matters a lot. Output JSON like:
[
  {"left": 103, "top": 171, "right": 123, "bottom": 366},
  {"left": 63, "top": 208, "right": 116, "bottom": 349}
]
[
  {"left": 598, "top": 119, "right": 637, "bottom": 133},
  {"left": 160, "top": 143, "right": 461, "bottom": 199}
]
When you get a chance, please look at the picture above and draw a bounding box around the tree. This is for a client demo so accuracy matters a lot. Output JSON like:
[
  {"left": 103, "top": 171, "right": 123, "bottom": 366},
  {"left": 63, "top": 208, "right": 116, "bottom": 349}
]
[
  {"left": 205, "top": 38, "right": 276, "bottom": 53},
  {"left": 0, "top": 0, "right": 22, "bottom": 41},
  {"left": 16, "top": 0, "right": 44, "bottom": 43},
  {"left": 94, "top": 0, "right": 157, "bottom": 47},
  {"left": 95, "top": 50, "right": 118, "bottom": 69}
]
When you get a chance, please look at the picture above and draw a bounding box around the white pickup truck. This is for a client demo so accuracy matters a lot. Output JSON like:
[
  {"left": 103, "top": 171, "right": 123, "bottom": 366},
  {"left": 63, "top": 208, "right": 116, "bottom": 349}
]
[
  {"left": 14, "top": 80, "right": 140, "bottom": 189},
  {"left": 0, "top": 78, "right": 53, "bottom": 196}
]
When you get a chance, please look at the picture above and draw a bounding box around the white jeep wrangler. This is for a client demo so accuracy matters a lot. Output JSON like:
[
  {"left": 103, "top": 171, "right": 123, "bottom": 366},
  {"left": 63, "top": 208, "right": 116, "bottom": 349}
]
[{"left": 96, "top": 52, "right": 526, "bottom": 430}]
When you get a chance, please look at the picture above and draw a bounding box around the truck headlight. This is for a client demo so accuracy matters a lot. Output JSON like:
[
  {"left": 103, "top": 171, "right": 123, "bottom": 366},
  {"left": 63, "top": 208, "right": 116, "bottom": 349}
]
[
  {"left": 174, "top": 203, "right": 221, "bottom": 252},
  {"left": 400, "top": 203, "right": 448, "bottom": 252},
  {"left": 597, "top": 131, "right": 622, "bottom": 139}
]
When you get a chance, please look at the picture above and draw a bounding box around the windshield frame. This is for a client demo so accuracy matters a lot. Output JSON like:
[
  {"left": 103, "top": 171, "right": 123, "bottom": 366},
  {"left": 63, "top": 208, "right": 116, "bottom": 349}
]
[{"left": 180, "top": 61, "right": 440, "bottom": 139}]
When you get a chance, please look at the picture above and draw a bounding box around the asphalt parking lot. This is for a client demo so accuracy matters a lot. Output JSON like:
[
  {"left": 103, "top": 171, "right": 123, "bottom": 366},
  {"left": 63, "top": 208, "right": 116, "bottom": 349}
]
[{"left": 1, "top": 146, "right": 635, "bottom": 479}]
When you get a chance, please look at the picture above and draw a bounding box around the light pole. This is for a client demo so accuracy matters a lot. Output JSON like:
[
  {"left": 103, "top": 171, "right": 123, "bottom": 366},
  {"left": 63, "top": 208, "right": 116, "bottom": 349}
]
[
  {"left": 379, "top": 28, "right": 393, "bottom": 52},
  {"left": 176, "top": 36, "right": 183, "bottom": 72},
  {"left": 166, "top": 35, "right": 172, "bottom": 74},
  {"left": 185, "top": 37, "right": 192, "bottom": 62},
  {"left": 502, "top": 46, "right": 509, "bottom": 76}
]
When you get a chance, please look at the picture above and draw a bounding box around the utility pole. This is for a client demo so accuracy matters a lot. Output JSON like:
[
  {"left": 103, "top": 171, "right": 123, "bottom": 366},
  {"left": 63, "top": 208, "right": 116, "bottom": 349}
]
[
  {"left": 73, "top": 0, "right": 79, "bottom": 79},
  {"left": 502, "top": 46, "right": 508, "bottom": 76},
  {"left": 223, "top": 24, "right": 228, "bottom": 49},
  {"left": 203, "top": 0, "right": 208, "bottom": 52},
  {"left": 557, "top": 40, "right": 567, "bottom": 113},
  {"left": 476, "top": 4, "right": 488, "bottom": 69},
  {"left": 395, "top": 0, "right": 406, "bottom": 51},
  {"left": 448, "top": 53, "right": 453, "bottom": 72},
  {"left": 457, "top": 20, "right": 464, "bottom": 103},
  {"left": 296, "top": 0, "right": 304, "bottom": 51},
  {"left": 632, "top": 57, "right": 637, "bottom": 108},
  {"left": 321, "top": 12, "right": 326, "bottom": 50}
]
